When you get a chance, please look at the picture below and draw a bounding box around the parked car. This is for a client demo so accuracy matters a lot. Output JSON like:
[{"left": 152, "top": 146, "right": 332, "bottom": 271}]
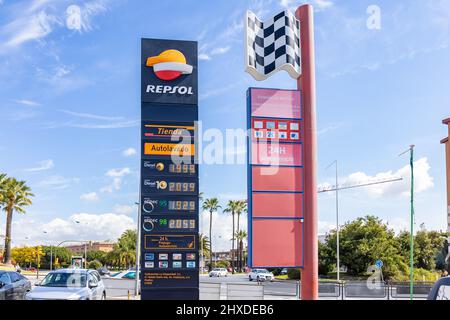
[
  {"left": 97, "top": 267, "right": 110, "bottom": 277},
  {"left": 209, "top": 268, "right": 228, "bottom": 277},
  {"left": 248, "top": 269, "right": 275, "bottom": 282},
  {"left": 0, "top": 271, "right": 31, "bottom": 300},
  {"left": 281, "top": 268, "right": 288, "bottom": 275},
  {"left": 427, "top": 277, "right": 450, "bottom": 300},
  {"left": 25, "top": 269, "right": 106, "bottom": 300},
  {"left": 110, "top": 270, "right": 139, "bottom": 279}
]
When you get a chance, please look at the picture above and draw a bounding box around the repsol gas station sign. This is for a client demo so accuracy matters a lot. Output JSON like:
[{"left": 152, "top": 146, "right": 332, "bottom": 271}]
[
  {"left": 140, "top": 38, "right": 199, "bottom": 300},
  {"left": 141, "top": 39, "right": 198, "bottom": 105}
]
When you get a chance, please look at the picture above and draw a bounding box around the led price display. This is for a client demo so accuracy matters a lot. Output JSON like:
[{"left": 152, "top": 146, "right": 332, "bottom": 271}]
[{"left": 142, "top": 177, "right": 198, "bottom": 195}]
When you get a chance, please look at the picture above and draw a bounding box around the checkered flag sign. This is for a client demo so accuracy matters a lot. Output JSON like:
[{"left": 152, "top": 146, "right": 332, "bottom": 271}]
[{"left": 245, "top": 10, "right": 301, "bottom": 81}]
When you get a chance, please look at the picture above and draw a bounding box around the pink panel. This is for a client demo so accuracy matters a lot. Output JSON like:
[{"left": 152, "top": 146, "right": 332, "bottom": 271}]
[
  {"left": 252, "top": 167, "right": 303, "bottom": 191},
  {"left": 250, "top": 88, "right": 301, "bottom": 119},
  {"left": 252, "top": 193, "right": 303, "bottom": 218},
  {"left": 251, "top": 143, "right": 302, "bottom": 166},
  {"left": 252, "top": 220, "right": 303, "bottom": 267}
]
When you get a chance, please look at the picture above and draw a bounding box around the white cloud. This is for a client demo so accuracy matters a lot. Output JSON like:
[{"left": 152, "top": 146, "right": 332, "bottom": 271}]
[
  {"left": 15, "top": 99, "right": 41, "bottom": 107},
  {"left": 80, "top": 192, "right": 98, "bottom": 201},
  {"left": 2, "top": 10, "right": 61, "bottom": 50},
  {"left": 318, "top": 220, "right": 336, "bottom": 235},
  {"left": 198, "top": 53, "right": 211, "bottom": 61},
  {"left": 321, "top": 157, "right": 434, "bottom": 198},
  {"left": 106, "top": 167, "right": 131, "bottom": 177},
  {"left": 24, "top": 159, "right": 54, "bottom": 172},
  {"left": 279, "top": 0, "right": 334, "bottom": 12},
  {"left": 100, "top": 177, "right": 122, "bottom": 193},
  {"left": 113, "top": 204, "right": 136, "bottom": 215},
  {"left": 66, "top": 1, "right": 108, "bottom": 32},
  {"left": 37, "top": 175, "right": 77, "bottom": 190},
  {"left": 7, "top": 213, "right": 135, "bottom": 246},
  {"left": 122, "top": 148, "right": 137, "bottom": 157},
  {"left": 211, "top": 46, "right": 231, "bottom": 55}
]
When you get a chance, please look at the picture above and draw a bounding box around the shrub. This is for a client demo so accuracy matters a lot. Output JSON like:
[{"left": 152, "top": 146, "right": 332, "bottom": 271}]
[
  {"left": 88, "top": 260, "right": 102, "bottom": 270},
  {"left": 287, "top": 268, "right": 301, "bottom": 280}
]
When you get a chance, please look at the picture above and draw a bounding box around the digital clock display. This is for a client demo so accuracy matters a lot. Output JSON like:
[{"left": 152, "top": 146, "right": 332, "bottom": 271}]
[{"left": 168, "top": 200, "right": 196, "bottom": 211}]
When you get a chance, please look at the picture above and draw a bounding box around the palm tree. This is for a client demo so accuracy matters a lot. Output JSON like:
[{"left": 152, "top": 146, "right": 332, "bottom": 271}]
[
  {"left": 202, "top": 198, "right": 221, "bottom": 271},
  {"left": 199, "top": 233, "right": 211, "bottom": 266},
  {"left": 1, "top": 177, "right": 34, "bottom": 265},
  {"left": 235, "top": 201, "right": 247, "bottom": 272},
  {"left": 224, "top": 200, "right": 242, "bottom": 274},
  {"left": 235, "top": 230, "right": 248, "bottom": 272},
  {"left": 115, "top": 230, "right": 136, "bottom": 269}
]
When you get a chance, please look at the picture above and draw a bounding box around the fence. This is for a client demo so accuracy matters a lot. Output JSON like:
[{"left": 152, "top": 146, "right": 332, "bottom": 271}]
[{"left": 102, "top": 278, "right": 137, "bottom": 299}]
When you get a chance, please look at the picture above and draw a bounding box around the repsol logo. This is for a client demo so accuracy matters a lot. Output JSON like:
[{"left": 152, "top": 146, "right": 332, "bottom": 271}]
[{"left": 146, "top": 85, "right": 194, "bottom": 95}]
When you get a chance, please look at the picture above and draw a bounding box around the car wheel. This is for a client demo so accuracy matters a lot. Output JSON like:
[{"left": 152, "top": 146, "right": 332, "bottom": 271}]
[
  {"left": 249, "top": 276, "right": 252, "bottom": 281},
  {"left": 102, "top": 292, "right": 106, "bottom": 300}
]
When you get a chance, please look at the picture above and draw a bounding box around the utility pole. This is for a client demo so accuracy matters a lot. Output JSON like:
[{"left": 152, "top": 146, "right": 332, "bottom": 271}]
[
  {"left": 134, "top": 201, "right": 141, "bottom": 298},
  {"left": 400, "top": 145, "right": 415, "bottom": 301},
  {"left": 326, "top": 160, "right": 340, "bottom": 282},
  {"left": 441, "top": 118, "right": 450, "bottom": 262}
]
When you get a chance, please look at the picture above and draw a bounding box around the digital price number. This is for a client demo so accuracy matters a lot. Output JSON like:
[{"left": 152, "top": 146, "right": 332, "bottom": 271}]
[
  {"left": 169, "top": 200, "right": 196, "bottom": 211},
  {"left": 169, "top": 164, "right": 195, "bottom": 174},
  {"left": 168, "top": 182, "right": 195, "bottom": 193}
]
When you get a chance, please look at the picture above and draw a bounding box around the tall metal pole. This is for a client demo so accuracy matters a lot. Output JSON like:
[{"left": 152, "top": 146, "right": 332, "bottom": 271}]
[
  {"left": 50, "top": 246, "right": 53, "bottom": 271},
  {"left": 84, "top": 242, "right": 87, "bottom": 269},
  {"left": 335, "top": 161, "right": 340, "bottom": 282},
  {"left": 296, "top": 4, "right": 319, "bottom": 300},
  {"left": 441, "top": 118, "right": 450, "bottom": 262},
  {"left": 134, "top": 201, "right": 141, "bottom": 298},
  {"left": 409, "top": 145, "right": 415, "bottom": 301}
]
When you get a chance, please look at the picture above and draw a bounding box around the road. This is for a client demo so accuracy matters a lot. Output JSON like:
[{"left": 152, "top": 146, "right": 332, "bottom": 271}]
[{"left": 201, "top": 274, "right": 299, "bottom": 299}]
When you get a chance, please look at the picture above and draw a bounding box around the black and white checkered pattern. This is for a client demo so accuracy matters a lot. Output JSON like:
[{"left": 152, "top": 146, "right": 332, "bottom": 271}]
[{"left": 245, "top": 10, "right": 301, "bottom": 81}]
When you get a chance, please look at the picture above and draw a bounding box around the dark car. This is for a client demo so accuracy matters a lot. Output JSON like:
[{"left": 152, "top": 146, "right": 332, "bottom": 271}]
[
  {"left": 0, "top": 271, "right": 32, "bottom": 300},
  {"left": 427, "top": 277, "right": 450, "bottom": 300},
  {"left": 97, "top": 267, "right": 110, "bottom": 277}
]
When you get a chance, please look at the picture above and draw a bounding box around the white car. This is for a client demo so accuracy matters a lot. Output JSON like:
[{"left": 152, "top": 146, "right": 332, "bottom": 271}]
[
  {"left": 248, "top": 269, "right": 275, "bottom": 282},
  {"left": 25, "top": 269, "right": 106, "bottom": 300},
  {"left": 209, "top": 268, "right": 228, "bottom": 277}
]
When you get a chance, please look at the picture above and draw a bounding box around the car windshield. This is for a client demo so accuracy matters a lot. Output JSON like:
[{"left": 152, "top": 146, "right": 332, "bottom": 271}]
[
  {"left": 258, "top": 269, "right": 270, "bottom": 273},
  {"left": 212, "top": 269, "right": 221, "bottom": 271},
  {"left": 40, "top": 272, "right": 87, "bottom": 288}
]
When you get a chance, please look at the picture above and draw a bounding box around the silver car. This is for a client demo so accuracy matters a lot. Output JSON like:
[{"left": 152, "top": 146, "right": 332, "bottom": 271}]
[{"left": 25, "top": 269, "right": 106, "bottom": 300}]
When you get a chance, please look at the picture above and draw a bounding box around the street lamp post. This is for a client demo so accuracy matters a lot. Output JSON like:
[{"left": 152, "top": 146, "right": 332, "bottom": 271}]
[
  {"left": 400, "top": 145, "right": 415, "bottom": 301},
  {"left": 134, "top": 201, "right": 141, "bottom": 298},
  {"left": 74, "top": 221, "right": 88, "bottom": 268},
  {"left": 326, "top": 160, "right": 340, "bottom": 282}
]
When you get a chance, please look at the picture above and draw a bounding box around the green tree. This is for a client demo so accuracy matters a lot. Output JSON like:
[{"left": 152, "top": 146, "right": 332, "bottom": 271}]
[
  {"left": 199, "top": 233, "right": 211, "bottom": 266},
  {"left": 327, "top": 215, "right": 407, "bottom": 278},
  {"left": 1, "top": 177, "right": 34, "bottom": 264},
  {"left": 87, "top": 250, "right": 107, "bottom": 264},
  {"left": 318, "top": 241, "right": 335, "bottom": 276},
  {"left": 224, "top": 200, "right": 242, "bottom": 274},
  {"left": 396, "top": 227, "right": 446, "bottom": 271},
  {"left": 88, "top": 260, "right": 102, "bottom": 270},
  {"left": 235, "top": 230, "right": 247, "bottom": 273},
  {"left": 111, "top": 230, "right": 136, "bottom": 269},
  {"left": 41, "top": 246, "right": 72, "bottom": 269},
  {"left": 202, "top": 198, "right": 221, "bottom": 271}
]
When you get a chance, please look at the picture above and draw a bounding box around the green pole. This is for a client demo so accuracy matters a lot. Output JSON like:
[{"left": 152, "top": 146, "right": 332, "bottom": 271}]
[{"left": 409, "top": 145, "right": 415, "bottom": 301}]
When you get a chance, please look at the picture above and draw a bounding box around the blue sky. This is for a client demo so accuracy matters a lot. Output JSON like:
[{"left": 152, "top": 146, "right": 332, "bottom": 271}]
[{"left": 0, "top": 0, "right": 449, "bottom": 250}]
